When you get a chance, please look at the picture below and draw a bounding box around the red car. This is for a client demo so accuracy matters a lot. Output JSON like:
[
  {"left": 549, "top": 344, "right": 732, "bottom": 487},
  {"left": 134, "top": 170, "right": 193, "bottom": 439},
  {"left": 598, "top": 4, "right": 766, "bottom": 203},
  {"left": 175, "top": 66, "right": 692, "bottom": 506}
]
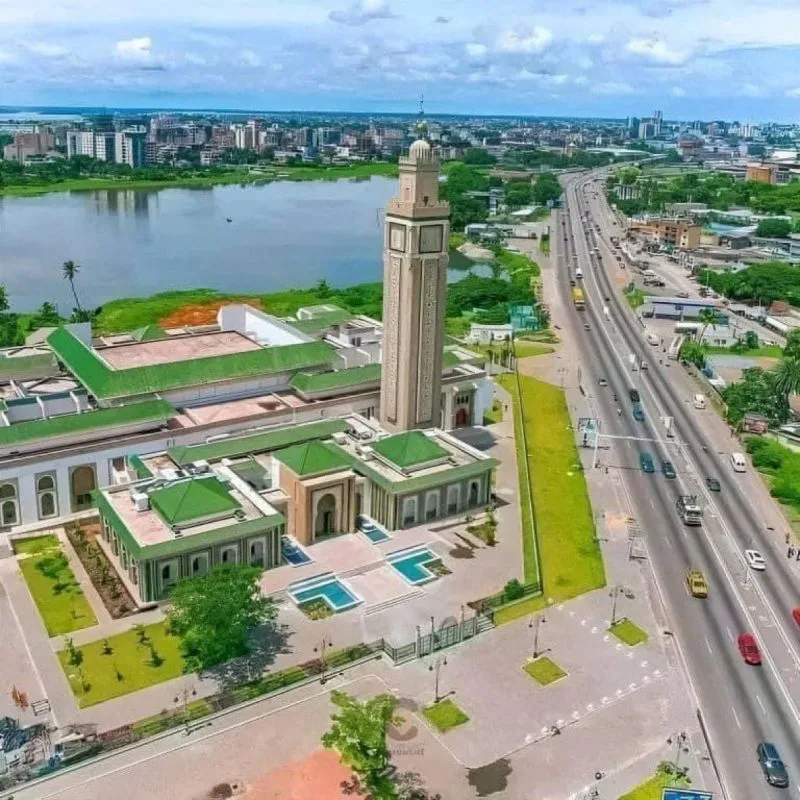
[
  {"left": 738, "top": 633, "right": 762, "bottom": 666},
  {"left": 793, "top": 608, "right": 800, "bottom": 628}
]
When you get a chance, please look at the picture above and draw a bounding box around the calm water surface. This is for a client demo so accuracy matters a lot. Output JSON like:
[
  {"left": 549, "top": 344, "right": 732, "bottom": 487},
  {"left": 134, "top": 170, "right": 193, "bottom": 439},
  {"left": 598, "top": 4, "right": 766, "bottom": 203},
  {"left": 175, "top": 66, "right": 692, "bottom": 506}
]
[{"left": 0, "top": 178, "right": 401, "bottom": 312}]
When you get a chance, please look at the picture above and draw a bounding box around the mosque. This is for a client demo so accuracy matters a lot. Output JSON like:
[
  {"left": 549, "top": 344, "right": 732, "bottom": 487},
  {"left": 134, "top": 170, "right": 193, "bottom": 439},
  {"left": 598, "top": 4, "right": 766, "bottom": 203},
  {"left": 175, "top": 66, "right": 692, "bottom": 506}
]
[{"left": 0, "top": 138, "right": 496, "bottom": 606}]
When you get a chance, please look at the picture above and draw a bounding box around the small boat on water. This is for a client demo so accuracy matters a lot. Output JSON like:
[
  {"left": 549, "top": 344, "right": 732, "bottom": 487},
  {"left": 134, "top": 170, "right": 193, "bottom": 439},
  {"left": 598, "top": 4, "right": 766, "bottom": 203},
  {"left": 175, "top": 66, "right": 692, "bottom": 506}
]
[{"left": 225, "top": 217, "right": 233, "bottom": 223}]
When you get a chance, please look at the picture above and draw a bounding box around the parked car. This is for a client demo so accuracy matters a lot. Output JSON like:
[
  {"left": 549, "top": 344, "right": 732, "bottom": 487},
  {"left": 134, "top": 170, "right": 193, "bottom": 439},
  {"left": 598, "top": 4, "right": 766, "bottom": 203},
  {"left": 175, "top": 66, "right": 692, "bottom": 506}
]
[
  {"left": 745, "top": 549, "right": 766, "bottom": 571},
  {"left": 598, "top": 378, "right": 608, "bottom": 387},
  {"left": 793, "top": 608, "right": 800, "bottom": 628},
  {"left": 628, "top": 388, "right": 640, "bottom": 402},
  {"left": 632, "top": 403, "right": 645, "bottom": 422},
  {"left": 639, "top": 452, "right": 655, "bottom": 473},
  {"left": 685, "top": 568, "right": 708, "bottom": 598},
  {"left": 662, "top": 460, "right": 676, "bottom": 479},
  {"left": 706, "top": 476, "right": 721, "bottom": 492},
  {"left": 757, "top": 742, "right": 789, "bottom": 788},
  {"left": 737, "top": 633, "right": 762, "bottom": 665}
]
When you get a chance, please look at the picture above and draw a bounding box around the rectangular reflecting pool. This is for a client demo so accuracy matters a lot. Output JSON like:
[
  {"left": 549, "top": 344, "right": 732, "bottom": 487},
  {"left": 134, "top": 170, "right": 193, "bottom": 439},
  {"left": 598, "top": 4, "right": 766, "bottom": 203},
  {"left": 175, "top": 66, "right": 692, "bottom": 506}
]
[
  {"left": 357, "top": 516, "right": 391, "bottom": 544},
  {"left": 387, "top": 547, "right": 439, "bottom": 586},
  {"left": 281, "top": 537, "right": 312, "bottom": 567},
  {"left": 288, "top": 574, "right": 360, "bottom": 612}
]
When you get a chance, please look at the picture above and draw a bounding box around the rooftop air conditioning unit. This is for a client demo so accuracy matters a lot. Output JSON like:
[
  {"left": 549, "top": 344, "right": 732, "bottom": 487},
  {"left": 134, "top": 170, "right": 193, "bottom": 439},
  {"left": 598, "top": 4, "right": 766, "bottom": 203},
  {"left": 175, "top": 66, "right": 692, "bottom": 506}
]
[
  {"left": 234, "top": 509, "right": 246, "bottom": 520},
  {"left": 192, "top": 460, "right": 210, "bottom": 473},
  {"left": 161, "top": 468, "right": 180, "bottom": 482},
  {"left": 131, "top": 491, "right": 150, "bottom": 512},
  {"left": 332, "top": 433, "right": 347, "bottom": 444}
]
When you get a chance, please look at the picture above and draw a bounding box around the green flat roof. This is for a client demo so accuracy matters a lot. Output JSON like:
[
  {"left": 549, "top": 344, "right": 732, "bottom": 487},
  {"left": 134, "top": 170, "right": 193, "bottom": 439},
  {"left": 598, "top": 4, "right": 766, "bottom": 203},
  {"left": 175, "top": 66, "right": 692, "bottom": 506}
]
[
  {"left": 167, "top": 418, "right": 349, "bottom": 466},
  {"left": 47, "top": 328, "right": 335, "bottom": 401},
  {"left": 290, "top": 309, "right": 354, "bottom": 334},
  {"left": 0, "top": 353, "right": 57, "bottom": 381},
  {"left": 290, "top": 363, "right": 381, "bottom": 395},
  {"left": 150, "top": 477, "right": 241, "bottom": 525},
  {"left": 274, "top": 441, "right": 353, "bottom": 477},
  {"left": 372, "top": 431, "right": 449, "bottom": 469},
  {"left": 0, "top": 398, "right": 175, "bottom": 448},
  {"left": 94, "top": 489, "right": 284, "bottom": 560}
]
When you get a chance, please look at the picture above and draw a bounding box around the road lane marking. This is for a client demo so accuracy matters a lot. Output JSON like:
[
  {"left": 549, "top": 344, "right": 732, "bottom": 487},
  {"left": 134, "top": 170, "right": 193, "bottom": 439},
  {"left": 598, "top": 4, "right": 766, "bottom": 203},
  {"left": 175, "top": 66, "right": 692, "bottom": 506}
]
[
  {"left": 732, "top": 707, "right": 742, "bottom": 729},
  {"left": 705, "top": 637, "right": 713, "bottom": 655},
  {"left": 727, "top": 626, "right": 735, "bottom": 643},
  {"left": 757, "top": 694, "right": 767, "bottom": 715}
]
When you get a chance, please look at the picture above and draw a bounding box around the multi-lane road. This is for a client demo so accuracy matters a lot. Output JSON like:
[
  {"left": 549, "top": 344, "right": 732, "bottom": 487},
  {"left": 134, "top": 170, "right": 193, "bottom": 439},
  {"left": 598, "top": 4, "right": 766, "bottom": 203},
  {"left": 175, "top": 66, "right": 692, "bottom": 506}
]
[{"left": 558, "top": 171, "right": 800, "bottom": 799}]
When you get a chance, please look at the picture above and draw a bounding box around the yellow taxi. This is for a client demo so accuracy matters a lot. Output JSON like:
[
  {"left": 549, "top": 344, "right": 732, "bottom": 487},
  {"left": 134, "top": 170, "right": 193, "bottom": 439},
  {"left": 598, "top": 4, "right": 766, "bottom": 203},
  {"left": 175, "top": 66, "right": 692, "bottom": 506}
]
[{"left": 686, "top": 568, "right": 708, "bottom": 598}]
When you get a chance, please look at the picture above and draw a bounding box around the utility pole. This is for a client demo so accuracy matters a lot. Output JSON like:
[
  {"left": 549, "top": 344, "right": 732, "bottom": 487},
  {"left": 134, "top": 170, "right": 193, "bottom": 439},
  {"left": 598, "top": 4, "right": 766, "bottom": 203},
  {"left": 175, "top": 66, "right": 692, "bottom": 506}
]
[
  {"left": 609, "top": 585, "right": 624, "bottom": 626},
  {"left": 174, "top": 684, "right": 197, "bottom": 735},
  {"left": 429, "top": 655, "right": 448, "bottom": 704},
  {"left": 314, "top": 637, "right": 334, "bottom": 684},
  {"left": 529, "top": 614, "right": 547, "bottom": 659}
]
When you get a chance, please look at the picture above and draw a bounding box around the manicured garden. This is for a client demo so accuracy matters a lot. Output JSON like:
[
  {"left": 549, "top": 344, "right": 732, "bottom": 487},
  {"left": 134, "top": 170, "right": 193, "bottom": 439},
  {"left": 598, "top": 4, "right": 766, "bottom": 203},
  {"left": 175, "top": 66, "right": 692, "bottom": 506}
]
[
  {"left": 422, "top": 699, "right": 470, "bottom": 733},
  {"left": 523, "top": 656, "right": 567, "bottom": 686},
  {"left": 494, "top": 373, "right": 605, "bottom": 624},
  {"left": 609, "top": 618, "right": 648, "bottom": 647},
  {"left": 57, "top": 621, "right": 185, "bottom": 707},
  {"left": 618, "top": 764, "right": 691, "bottom": 800},
  {"left": 14, "top": 535, "right": 97, "bottom": 636}
]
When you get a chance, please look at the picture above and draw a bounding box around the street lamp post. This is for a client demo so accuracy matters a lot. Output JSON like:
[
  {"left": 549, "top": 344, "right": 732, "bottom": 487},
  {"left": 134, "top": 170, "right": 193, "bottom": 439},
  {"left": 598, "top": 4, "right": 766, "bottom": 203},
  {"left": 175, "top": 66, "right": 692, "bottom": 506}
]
[
  {"left": 609, "top": 585, "right": 624, "bottom": 626},
  {"left": 668, "top": 731, "right": 688, "bottom": 773},
  {"left": 528, "top": 614, "right": 547, "bottom": 659},
  {"left": 429, "top": 656, "right": 448, "bottom": 704},
  {"left": 174, "top": 684, "right": 197, "bottom": 735},
  {"left": 314, "top": 638, "right": 334, "bottom": 684}
]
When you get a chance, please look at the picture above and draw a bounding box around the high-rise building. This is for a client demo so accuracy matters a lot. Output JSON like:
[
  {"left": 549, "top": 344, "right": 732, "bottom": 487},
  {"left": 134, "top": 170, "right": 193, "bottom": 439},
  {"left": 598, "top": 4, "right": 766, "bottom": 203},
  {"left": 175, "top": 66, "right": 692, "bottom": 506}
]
[
  {"left": 380, "top": 139, "right": 450, "bottom": 432},
  {"left": 115, "top": 130, "right": 147, "bottom": 167}
]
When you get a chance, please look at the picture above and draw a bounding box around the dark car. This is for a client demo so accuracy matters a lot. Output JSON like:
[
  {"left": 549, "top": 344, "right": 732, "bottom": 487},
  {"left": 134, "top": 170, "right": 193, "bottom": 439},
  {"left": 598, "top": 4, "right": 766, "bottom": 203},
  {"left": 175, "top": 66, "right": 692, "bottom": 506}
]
[
  {"left": 639, "top": 452, "right": 655, "bottom": 473},
  {"left": 662, "top": 460, "right": 676, "bottom": 479},
  {"left": 757, "top": 742, "right": 789, "bottom": 788},
  {"left": 738, "top": 633, "right": 762, "bottom": 666},
  {"left": 706, "top": 476, "right": 721, "bottom": 492},
  {"left": 628, "top": 388, "right": 640, "bottom": 402},
  {"left": 632, "top": 403, "right": 645, "bottom": 422}
]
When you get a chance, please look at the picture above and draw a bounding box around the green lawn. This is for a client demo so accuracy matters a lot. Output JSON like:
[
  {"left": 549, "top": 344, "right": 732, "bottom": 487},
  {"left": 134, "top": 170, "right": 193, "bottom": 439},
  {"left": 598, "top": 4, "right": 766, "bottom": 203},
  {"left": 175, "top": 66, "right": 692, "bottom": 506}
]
[
  {"left": 609, "top": 618, "right": 648, "bottom": 647},
  {"left": 484, "top": 399, "right": 504, "bottom": 425},
  {"left": 57, "top": 621, "right": 186, "bottom": 707},
  {"left": 618, "top": 768, "right": 691, "bottom": 800},
  {"left": 705, "top": 345, "right": 782, "bottom": 359},
  {"left": 624, "top": 288, "right": 646, "bottom": 309},
  {"left": 523, "top": 656, "right": 567, "bottom": 686},
  {"left": 422, "top": 699, "right": 470, "bottom": 733},
  {"left": 14, "top": 535, "right": 97, "bottom": 636},
  {"left": 497, "top": 373, "right": 606, "bottom": 601},
  {"left": 514, "top": 342, "right": 554, "bottom": 358}
]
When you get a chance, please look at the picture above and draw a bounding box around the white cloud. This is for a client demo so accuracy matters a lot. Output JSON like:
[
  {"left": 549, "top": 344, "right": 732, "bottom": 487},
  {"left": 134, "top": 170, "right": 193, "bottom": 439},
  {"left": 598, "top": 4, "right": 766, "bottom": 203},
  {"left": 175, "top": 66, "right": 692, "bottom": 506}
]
[
  {"left": 592, "top": 81, "right": 636, "bottom": 95},
  {"left": 329, "top": 0, "right": 394, "bottom": 26},
  {"left": 22, "top": 42, "right": 69, "bottom": 57},
  {"left": 115, "top": 36, "right": 152, "bottom": 60},
  {"left": 587, "top": 33, "right": 605, "bottom": 44},
  {"left": 625, "top": 37, "right": 687, "bottom": 65},
  {"left": 0, "top": 48, "right": 14, "bottom": 64},
  {"left": 497, "top": 26, "right": 553, "bottom": 54},
  {"left": 551, "top": 73, "right": 570, "bottom": 85},
  {"left": 671, "top": 85, "right": 686, "bottom": 97},
  {"left": 465, "top": 42, "right": 487, "bottom": 58},
  {"left": 741, "top": 82, "right": 764, "bottom": 97},
  {"left": 239, "top": 49, "right": 261, "bottom": 67},
  {"left": 786, "top": 87, "right": 800, "bottom": 98}
]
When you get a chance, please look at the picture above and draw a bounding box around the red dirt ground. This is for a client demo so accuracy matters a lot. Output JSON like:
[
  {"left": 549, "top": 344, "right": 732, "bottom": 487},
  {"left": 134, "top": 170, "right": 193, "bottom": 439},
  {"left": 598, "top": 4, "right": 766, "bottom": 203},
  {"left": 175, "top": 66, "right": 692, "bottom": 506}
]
[
  {"left": 159, "top": 298, "right": 263, "bottom": 328},
  {"left": 244, "top": 749, "right": 359, "bottom": 800}
]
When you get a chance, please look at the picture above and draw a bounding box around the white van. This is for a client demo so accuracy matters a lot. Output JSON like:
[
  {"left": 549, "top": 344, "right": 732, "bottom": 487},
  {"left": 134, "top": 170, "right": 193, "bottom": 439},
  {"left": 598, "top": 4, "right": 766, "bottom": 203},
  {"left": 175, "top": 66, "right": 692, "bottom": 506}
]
[
  {"left": 693, "top": 394, "right": 706, "bottom": 410},
  {"left": 731, "top": 452, "right": 747, "bottom": 473}
]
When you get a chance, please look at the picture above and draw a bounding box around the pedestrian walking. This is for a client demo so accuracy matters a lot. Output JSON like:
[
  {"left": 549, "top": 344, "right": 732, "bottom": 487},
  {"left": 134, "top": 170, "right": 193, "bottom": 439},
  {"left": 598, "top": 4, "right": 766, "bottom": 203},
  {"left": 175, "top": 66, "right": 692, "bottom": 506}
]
[
  {"left": 795, "top": 548, "right": 800, "bottom": 562},
  {"left": 787, "top": 533, "right": 791, "bottom": 545},
  {"left": 789, "top": 546, "right": 795, "bottom": 559}
]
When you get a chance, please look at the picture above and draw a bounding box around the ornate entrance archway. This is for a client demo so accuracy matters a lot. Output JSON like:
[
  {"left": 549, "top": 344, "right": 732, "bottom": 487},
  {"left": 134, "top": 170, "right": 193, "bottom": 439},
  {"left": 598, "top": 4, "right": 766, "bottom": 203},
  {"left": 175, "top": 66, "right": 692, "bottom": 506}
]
[
  {"left": 315, "top": 493, "right": 337, "bottom": 536},
  {"left": 71, "top": 466, "right": 96, "bottom": 512}
]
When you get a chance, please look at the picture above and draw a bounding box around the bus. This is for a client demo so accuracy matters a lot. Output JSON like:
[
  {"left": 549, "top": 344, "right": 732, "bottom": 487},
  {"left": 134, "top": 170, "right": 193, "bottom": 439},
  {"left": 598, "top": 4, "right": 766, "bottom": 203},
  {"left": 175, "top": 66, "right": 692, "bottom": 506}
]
[{"left": 572, "top": 287, "right": 586, "bottom": 310}]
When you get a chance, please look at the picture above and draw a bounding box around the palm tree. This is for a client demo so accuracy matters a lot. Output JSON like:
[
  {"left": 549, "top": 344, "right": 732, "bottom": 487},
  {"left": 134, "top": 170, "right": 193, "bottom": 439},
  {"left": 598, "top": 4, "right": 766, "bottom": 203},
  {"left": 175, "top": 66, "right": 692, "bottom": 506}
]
[
  {"left": 774, "top": 357, "right": 800, "bottom": 399},
  {"left": 62, "top": 261, "right": 83, "bottom": 313},
  {"left": 697, "top": 307, "right": 718, "bottom": 345}
]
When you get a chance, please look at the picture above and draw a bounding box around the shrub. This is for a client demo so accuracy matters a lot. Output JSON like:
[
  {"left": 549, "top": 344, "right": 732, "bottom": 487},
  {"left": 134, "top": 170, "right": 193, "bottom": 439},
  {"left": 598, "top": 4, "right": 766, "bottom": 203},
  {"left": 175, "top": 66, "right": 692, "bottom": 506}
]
[{"left": 504, "top": 579, "right": 525, "bottom": 601}]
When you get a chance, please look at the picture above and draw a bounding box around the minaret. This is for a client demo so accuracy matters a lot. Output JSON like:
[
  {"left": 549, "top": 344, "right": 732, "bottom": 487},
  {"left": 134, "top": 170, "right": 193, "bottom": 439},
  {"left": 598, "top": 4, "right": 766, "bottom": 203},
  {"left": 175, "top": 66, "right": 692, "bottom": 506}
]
[{"left": 380, "top": 137, "right": 450, "bottom": 432}]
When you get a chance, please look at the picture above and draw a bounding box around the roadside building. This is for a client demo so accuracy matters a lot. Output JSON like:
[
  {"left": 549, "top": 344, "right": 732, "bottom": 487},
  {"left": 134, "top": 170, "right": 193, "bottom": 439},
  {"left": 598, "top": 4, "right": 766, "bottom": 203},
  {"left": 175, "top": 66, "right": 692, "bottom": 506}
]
[{"left": 746, "top": 163, "right": 777, "bottom": 184}]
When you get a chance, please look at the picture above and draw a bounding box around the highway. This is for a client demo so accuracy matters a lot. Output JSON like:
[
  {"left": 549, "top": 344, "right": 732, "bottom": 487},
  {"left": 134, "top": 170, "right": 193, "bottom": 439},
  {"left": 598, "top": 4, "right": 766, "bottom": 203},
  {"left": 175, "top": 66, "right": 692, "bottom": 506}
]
[{"left": 557, "top": 171, "right": 800, "bottom": 799}]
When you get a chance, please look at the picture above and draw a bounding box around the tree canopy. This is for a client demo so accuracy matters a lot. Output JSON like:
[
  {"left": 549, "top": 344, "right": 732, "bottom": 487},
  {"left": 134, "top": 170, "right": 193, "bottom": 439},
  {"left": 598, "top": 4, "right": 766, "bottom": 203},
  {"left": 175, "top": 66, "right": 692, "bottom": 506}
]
[
  {"left": 722, "top": 367, "right": 790, "bottom": 426},
  {"left": 167, "top": 564, "right": 276, "bottom": 671},
  {"left": 462, "top": 148, "right": 496, "bottom": 165},
  {"left": 700, "top": 262, "right": 800, "bottom": 306},
  {"left": 755, "top": 218, "right": 792, "bottom": 239}
]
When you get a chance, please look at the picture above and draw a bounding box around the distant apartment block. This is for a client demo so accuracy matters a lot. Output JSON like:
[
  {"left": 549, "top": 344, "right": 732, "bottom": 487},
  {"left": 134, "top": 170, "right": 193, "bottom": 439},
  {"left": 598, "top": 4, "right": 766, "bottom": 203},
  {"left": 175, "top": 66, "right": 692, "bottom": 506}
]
[
  {"left": 2, "top": 131, "right": 56, "bottom": 162},
  {"left": 66, "top": 128, "right": 148, "bottom": 166},
  {"left": 746, "top": 163, "right": 778, "bottom": 184}
]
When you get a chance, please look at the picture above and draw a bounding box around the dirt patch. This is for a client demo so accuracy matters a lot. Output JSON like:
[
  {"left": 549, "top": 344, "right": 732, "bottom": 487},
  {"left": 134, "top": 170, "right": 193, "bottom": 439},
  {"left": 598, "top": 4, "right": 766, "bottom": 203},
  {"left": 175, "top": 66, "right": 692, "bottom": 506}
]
[{"left": 159, "top": 298, "right": 263, "bottom": 328}]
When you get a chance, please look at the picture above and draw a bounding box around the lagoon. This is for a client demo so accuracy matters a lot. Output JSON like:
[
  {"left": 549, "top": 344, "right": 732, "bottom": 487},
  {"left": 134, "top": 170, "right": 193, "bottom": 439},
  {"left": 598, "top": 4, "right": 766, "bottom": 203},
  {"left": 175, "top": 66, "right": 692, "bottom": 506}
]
[{"left": 0, "top": 177, "right": 403, "bottom": 313}]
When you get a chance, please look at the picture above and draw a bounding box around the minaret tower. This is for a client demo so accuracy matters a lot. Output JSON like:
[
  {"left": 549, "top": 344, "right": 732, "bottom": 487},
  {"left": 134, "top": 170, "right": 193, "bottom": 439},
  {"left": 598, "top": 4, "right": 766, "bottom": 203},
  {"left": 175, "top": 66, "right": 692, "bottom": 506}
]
[{"left": 379, "top": 127, "right": 450, "bottom": 432}]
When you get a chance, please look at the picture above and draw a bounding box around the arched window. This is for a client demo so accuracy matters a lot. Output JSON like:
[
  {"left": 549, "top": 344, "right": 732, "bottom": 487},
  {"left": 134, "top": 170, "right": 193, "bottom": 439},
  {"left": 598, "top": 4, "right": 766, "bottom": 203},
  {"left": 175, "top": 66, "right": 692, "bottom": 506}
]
[
  {"left": 401, "top": 497, "right": 417, "bottom": 528},
  {"left": 0, "top": 484, "right": 18, "bottom": 527},
  {"left": 36, "top": 474, "right": 58, "bottom": 520},
  {"left": 71, "top": 465, "right": 96, "bottom": 512},
  {"left": 221, "top": 546, "right": 237, "bottom": 564},
  {"left": 446, "top": 485, "right": 460, "bottom": 515},
  {"left": 425, "top": 492, "right": 439, "bottom": 521},
  {"left": 468, "top": 480, "right": 481, "bottom": 508}
]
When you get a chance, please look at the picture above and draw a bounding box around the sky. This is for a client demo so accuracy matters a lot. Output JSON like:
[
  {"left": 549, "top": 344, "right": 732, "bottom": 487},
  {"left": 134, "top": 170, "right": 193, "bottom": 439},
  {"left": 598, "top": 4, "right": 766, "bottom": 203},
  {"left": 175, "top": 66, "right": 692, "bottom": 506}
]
[{"left": 2, "top": 0, "right": 800, "bottom": 120}]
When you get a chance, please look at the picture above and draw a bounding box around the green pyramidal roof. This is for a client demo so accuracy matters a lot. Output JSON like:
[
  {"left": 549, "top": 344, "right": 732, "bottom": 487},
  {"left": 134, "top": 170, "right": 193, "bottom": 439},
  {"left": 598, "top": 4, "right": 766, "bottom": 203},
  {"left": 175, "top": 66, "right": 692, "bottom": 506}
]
[
  {"left": 47, "top": 327, "right": 335, "bottom": 401},
  {"left": 372, "top": 431, "right": 449, "bottom": 469},
  {"left": 274, "top": 440, "right": 352, "bottom": 477},
  {"left": 149, "top": 477, "right": 240, "bottom": 525},
  {"left": 132, "top": 324, "right": 167, "bottom": 342}
]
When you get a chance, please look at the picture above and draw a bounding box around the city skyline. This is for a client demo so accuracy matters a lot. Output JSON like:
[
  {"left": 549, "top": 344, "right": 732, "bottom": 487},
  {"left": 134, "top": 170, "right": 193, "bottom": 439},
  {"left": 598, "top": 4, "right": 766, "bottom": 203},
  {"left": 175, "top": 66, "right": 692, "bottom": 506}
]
[{"left": 2, "top": 0, "right": 800, "bottom": 120}]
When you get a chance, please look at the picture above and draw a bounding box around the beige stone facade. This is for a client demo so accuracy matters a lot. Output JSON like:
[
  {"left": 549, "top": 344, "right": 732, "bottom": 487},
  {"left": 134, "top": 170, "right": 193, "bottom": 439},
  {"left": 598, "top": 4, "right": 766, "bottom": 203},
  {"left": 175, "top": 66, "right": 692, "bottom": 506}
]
[{"left": 380, "top": 140, "right": 450, "bottom": 433}]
